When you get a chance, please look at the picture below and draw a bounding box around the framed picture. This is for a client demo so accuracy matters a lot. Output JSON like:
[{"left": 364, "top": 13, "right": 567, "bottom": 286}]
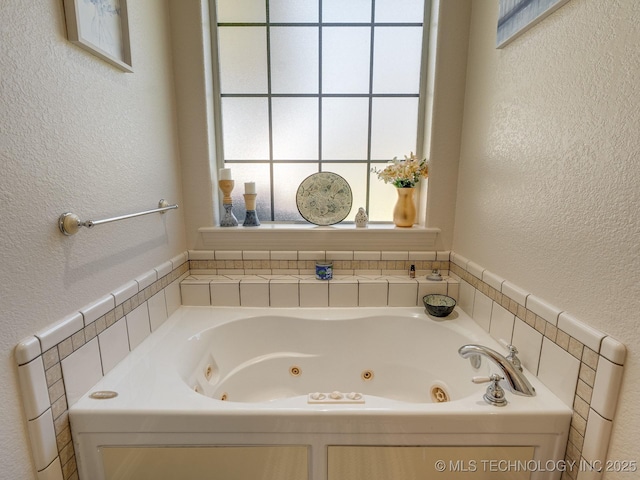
[
  {"left": 497, "top": 0, "right": 571, "bottom": 48},
  {"left": 63, "top": 0, "right": 133, "bottom": 72}
]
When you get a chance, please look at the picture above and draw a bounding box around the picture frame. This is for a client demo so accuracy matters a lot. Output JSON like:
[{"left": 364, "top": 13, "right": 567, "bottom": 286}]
[
  {"left": 496, "top": 0, "right": 571, "bottom": 48},
  {"left": 63, "top": 0, "right": 133, "bottom": 72}
]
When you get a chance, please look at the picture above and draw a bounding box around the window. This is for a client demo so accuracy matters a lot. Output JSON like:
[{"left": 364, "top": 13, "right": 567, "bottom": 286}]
[{"left": 212, "top": 0, "right": 429, "bottom": 222}]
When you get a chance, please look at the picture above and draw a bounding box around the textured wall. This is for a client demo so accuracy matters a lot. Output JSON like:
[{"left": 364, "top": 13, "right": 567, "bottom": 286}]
[
  {"left": 0, "top": 0, "right": 185, "bottom": 477},
  {"left": 454, "top": 0, "right": 640, "bottom": 475}
]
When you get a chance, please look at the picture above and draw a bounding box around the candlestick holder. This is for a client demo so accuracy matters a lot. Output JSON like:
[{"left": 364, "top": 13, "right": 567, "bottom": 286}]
[
  {"left": 218, "top": 180, "right": 238, "bottom": 227},
  {"left": 242, "top": 193, "right": 260, "bottom": 227}
]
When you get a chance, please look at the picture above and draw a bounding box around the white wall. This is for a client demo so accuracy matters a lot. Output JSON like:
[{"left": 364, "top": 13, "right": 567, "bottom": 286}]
[
  {"left": 168, "top": 0, "right": 218, "bottom": 249},
  {"left": 0, "top": 0, "right": 185, "bottom": 477},
  {"left": 454, "top": 1, "right": 640, "bottom": 475},
  {"left": 424, "top": 0, "right": 471, "bottom": 249}
]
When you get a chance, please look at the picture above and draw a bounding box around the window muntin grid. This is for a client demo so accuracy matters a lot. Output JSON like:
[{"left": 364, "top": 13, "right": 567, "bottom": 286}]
[{"left": 213, "top": 0, "right": 428, "bottom": 222}]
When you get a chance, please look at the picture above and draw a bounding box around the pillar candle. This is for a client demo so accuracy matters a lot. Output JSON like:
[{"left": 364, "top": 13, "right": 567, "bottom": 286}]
[
  {"left": 244, "top": 182, "right": 256, "bottom": 194},
  {"left": 219, "top": 168, "right": 232, "bottom": 180}
]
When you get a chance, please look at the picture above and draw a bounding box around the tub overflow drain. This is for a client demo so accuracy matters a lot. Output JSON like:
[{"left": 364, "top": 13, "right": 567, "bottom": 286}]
[
  {"left": 361, "top": 370, "right": 374, "bottom": 381},
  {"left": 220, "top": 393, "right": 228, "bottom": 401},
  {"left": 89, "top": 391, "right": 118, "bottom": 400},
  {"left": 290, "top": 366, "right": 301, "bottom": 377},
  {"left": 430, "top": 385, "right": 450, "bottom": 403}
]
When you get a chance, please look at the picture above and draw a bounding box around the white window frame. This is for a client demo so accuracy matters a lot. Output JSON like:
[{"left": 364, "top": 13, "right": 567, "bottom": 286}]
[{"left": 208, "top": 0, "right": 433, "bottom": 226}]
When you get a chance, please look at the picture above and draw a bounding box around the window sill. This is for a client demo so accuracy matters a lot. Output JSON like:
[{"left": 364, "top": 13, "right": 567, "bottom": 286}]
[{"left": 198, "top": 224, "right": 440, "bottom": 251}]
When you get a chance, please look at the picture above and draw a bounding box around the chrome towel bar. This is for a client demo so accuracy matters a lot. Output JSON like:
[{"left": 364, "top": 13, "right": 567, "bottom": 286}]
[{"left": 58, "top": 199, "right": 178, "bottom": 236}]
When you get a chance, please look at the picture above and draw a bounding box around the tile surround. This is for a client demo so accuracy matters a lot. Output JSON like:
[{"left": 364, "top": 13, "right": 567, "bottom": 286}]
[
  {"left": 147, "top": 290, "right": 169, "bottom": 332},
  {"left": 501, "top": 281, "right": 528, "bottom": 306},
  {"left": 582, "top": 410, "right": 614, "bottom": 467},
  {"left": 15, "top": 257, "right": 189, "bottom": 480},
  {"left": 458, "top": 278, "right": 476, "bottom": 316},
  {"left": 98, "top": 318, "right": 129, "bottom": 375},
  {"left": 60, "top": 339, "right": 102, "bottom": 406},
  {"left": 482, "top": 270, "right": 504, "bottom": 291},
  {"left": 358, "top": 279, "right": 389, "bottom": 307},
  {"left": 354, "top": 251, "right": 381, "bottom": 260},
  {"left": 17, "top": 357, "right": 50, "bottom": 422},
  {"left": 525, "top": 295, "right": 562, "bottom": 326},
  {"left": 125, "top": 303, "right": 152, "bottom": 351},
  {"left": 79, "top": 295, "right": 115, "bottom": 326},
  {"left": 591, "top": 357, "right": 624, "bottom": 421},
  {"left": 269, "top": 280, "right": 300, "bottom": 307},
  {"left": 15, "top": 248, "right": 626, "bottom": 480},
  {"left": 38, "top": 457, "right": 63, "bottom": 480},
  {"left": 472, "top": 291, "right": 493, "bottom": 332},
  {"left": 111, "top": 280, "right": 138, "bottom": 306},
  {"left": 135, "top": 269, "right": 158, "bottom": 290},
  {"left": 35, "top": 313, "right": 84, "bottom": 353},
  {"left": 329, "top": 279, "right": 359, "bottom": 307},
  {"left": 187, "top": 250, "right": 450, "bottom": 280},
  {"left": 240, "top": 278, "right": 270, "bottom": 307},
  {"left": 511, "top": 319, "right": 543, "bottom": 374},
  {"left": 449, "top": 255, "right": 626, "bottom": 480},
  {"left": 28, "top": 408, "right": 57, "bottom": 471},
  {"left": 488, "top": 303, "right": 515, "bottom": 346},
  {"left": 181, "top": 274, "right": 458, "bottom": 308},
  {"left": 300, "top": 280, "right": 329, "bottom": 307},
  {"left": 183, "top": 250, "right": 456, "bottom": 308},
  {"left": 538, "top": 338, "right": 581, "bottom": 407}
]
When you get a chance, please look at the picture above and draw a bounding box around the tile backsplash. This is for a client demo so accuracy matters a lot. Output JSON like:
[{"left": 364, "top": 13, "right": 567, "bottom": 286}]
[{"left": 15, "top": 249, "right": 625, "bottom": 480}]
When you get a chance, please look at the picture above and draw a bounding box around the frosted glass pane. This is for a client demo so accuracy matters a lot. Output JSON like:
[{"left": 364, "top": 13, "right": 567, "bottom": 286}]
[
  {"left": 322, "top": 98, "right": 369, "bottom": 160},
  {"left": 375, "top": 0, "right": 425, "bottom": 22},
  {"left": 273, "top": 163, "right": 319, "bottom": 221},
  {"left": 221, "top": 98, "right": 270, "bottom": 160},
  {"left": 324, "top": 164, "right": 366, "bottom": 221},
  {"left": 218, "top": 27, "right": 267, "bottom": 94},
  {"left": 226, "top": 163, "right": 272, "bottom": 222},
  {"left": 216, "top": 0, "right": 265, "bottom": 23},
  {"left": 323, "top": 0, "right": 372, "bottom": 23},
  {"left": 368, "top": 172, "right": 396, "bottom": 222},
  {"left": 272, "top": 98, "right": 318, "bottom": 160},
  {"left": 370, "top": 97, "right": 418, "bottom": 160},
  {"left": 270, "top": 0, "right": 318, "bottom": 23},
  {"left": 271, "top": 27, "right": 319, "bottom": 94},
  {"left": 322, "top": 27, "right": 370, "bottom": 94},
  {"left": 373, "top": 27, "right": 422, "bottom": 94}
]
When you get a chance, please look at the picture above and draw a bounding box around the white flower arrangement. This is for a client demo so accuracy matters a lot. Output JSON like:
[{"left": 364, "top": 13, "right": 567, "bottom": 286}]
[{"left": 372, "top": 152, "right": 428, "bottom": 188}]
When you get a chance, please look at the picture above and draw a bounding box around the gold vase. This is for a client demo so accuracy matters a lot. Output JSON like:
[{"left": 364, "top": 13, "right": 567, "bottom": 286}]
[{"left": 393, "top": 187, "right": 416, "bottom": 227}]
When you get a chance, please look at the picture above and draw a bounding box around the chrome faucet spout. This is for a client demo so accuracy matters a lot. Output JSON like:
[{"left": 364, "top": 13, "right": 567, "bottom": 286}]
[{"left": 458, "top": 344, "right": 536, "bottom": 397}]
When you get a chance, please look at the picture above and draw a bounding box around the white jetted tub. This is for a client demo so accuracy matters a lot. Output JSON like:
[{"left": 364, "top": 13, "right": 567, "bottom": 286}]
[{"left": 71, "top": 307, "right": 572, "bottom": 480}]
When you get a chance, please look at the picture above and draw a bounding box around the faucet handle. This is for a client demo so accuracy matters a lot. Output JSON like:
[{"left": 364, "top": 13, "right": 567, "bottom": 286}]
[
  {"left": 505, "top": 344, "right": 523, "bottom": 372},
  {"left": 472, "top": 374, "right": 508, "bottom": 407},
  {"left": 472, "top": 374, "right": 501, "bottom": 384}
]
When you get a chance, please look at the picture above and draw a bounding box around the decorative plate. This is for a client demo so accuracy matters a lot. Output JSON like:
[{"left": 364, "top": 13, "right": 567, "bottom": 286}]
[{"left": 296, "top": 172, "right": 353, "bottom": 226}]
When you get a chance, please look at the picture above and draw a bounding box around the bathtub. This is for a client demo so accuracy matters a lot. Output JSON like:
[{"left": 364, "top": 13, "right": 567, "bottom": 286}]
[{"left": 71, "top": 307, "right": 572, "bottom": 480}]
